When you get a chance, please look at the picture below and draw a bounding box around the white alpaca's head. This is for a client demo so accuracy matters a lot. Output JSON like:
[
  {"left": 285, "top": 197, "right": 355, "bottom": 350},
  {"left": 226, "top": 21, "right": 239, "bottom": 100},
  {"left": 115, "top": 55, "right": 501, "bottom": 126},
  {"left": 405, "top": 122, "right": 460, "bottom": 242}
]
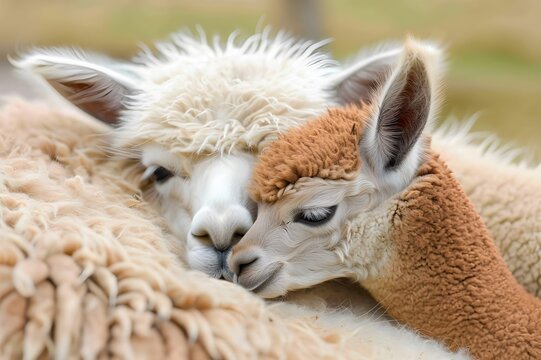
[
  {"left": 13, "top": 29, "right": 435, "bottom": 280},
  {"left": 229, "top": 38, "right": 443, "bottom": 297}
]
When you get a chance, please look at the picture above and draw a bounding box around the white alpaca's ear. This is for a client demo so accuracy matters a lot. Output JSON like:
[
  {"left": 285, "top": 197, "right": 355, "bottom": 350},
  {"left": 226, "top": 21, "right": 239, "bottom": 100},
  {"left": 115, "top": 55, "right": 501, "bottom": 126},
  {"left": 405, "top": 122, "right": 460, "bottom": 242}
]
[
  {"left": 11, "top": 48, "right": 141, "bottom": 125},
  {"left": 331, "top": 43, "right": 402, "bottom": 105},
  {"left": 331, "top": 41, "right": 442, "bottom": 107},
  {"left": 361, "top": 38, "right": 441, "bottom": 192}
]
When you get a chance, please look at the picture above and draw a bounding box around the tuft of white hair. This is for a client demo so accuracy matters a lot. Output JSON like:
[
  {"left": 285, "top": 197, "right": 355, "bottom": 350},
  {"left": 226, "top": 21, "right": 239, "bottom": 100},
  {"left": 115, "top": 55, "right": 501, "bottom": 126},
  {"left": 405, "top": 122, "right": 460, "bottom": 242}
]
[
  {"left": 114, "top": 27, "right": 340, "bottom": 155},
  {"left": 434, "top": 115, "right": 541, "bottom": 171}
]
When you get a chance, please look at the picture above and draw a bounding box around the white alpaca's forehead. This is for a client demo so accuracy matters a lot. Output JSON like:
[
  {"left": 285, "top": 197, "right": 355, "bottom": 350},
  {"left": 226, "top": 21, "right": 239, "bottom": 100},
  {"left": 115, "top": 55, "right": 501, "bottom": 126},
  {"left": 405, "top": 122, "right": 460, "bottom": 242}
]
[
  {"left": 114, "top": 31, "right": 339, "bottom": 155},
  {"left": 141, "top": 145, "right": 193, "bottom": 176}
]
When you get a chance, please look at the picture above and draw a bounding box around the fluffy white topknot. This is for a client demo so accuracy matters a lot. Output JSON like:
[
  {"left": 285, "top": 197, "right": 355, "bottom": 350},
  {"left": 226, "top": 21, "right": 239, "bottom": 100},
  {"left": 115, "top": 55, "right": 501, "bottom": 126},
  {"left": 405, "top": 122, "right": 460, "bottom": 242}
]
[{"left": 116, "top": 28, "right": 340, "bottom": 155}]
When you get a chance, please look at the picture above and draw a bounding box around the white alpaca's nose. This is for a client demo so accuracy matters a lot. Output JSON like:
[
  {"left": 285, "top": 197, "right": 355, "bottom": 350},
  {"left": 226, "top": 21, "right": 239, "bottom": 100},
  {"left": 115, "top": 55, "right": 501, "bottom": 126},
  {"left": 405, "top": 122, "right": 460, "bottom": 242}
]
[{"left": 190, "top": 205, "right": 253, "bottom": 251}]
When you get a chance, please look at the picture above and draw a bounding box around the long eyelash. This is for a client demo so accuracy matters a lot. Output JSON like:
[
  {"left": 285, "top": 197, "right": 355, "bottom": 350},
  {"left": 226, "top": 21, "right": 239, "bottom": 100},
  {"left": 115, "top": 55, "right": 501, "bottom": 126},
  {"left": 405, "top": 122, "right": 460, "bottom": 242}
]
[{"left": 302, "top": 207, "right": 333, "bottom": 220}]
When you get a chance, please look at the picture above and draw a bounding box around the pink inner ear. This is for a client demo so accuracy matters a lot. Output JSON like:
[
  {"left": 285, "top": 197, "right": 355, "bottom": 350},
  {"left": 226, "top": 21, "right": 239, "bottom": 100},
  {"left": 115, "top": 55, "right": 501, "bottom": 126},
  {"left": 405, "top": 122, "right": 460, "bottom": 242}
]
[
  {"left": 377, "top": 57, "right": 430, "bottom": 170},
  {"left": 48, "top": 80, "right": 120, "bottom": 125},
  {"left": 398, "top": 60, "right": 431, "bottom": 131}
]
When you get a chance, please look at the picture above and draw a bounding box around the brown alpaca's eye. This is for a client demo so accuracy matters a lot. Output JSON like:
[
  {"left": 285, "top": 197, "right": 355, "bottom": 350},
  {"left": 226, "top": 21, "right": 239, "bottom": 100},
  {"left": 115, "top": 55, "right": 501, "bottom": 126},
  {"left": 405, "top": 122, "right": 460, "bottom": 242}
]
[
  {"left": 294, "top": 205, "right": 338, "bottom": 227},
  {"left": 153, "top": 166, "right": 174, "bottom": 183}
]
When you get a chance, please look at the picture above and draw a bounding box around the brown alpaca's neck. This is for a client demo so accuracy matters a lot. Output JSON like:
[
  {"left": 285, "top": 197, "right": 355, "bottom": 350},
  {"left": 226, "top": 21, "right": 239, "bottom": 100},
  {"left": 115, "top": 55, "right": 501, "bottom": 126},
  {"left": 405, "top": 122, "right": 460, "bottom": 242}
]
[{"left": 362, "top": 154, "right": 541, "bottom": 360}]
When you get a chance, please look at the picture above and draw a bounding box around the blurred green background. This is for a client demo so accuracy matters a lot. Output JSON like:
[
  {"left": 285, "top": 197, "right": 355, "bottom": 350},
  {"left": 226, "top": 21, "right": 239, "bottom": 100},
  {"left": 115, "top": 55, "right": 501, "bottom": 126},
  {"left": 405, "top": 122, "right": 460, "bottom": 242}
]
[{"left": 0, "top": 0, "right": 539, "bottom": 156}]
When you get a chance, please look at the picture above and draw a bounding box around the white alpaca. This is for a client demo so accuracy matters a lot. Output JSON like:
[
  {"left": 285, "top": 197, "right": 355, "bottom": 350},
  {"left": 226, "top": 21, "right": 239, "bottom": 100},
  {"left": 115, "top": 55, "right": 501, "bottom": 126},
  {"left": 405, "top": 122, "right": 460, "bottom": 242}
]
[
  {"left": 13, "top": 29, "right": 336, "bottom": 280},
  {"left": 230, "top": 38, "right": 541, "bottom": 359},
  {"left": 13, "top": 29, "right": 540, "bottom": 295}
]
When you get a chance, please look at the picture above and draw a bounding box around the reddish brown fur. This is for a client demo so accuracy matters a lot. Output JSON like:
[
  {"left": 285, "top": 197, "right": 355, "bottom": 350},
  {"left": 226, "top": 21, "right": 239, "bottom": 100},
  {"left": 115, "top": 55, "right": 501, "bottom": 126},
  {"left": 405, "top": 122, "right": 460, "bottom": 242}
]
[
  {"left": 250, "top": 106, "right": 370, "bottom": 202},
  {"left": 364, "top": 154, "right": 541, "bottom": 359}
]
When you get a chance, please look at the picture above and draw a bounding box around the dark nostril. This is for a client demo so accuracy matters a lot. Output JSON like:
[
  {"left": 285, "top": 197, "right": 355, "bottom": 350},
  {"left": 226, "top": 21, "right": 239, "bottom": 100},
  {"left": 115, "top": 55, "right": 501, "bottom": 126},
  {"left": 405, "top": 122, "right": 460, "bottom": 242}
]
[{"left": 237, "top": 256, "right": 259, "bottom": 278}]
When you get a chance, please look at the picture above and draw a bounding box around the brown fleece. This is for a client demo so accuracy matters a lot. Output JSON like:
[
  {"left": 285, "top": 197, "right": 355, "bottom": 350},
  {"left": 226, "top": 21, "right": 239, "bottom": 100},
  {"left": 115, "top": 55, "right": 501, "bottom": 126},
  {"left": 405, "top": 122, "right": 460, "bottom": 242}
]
[
  {"left": 363, "top": 154, "right": 541, "bottom": 359},
  {"left": 250, "top": 106, "right": 370, "bottom": 202}
]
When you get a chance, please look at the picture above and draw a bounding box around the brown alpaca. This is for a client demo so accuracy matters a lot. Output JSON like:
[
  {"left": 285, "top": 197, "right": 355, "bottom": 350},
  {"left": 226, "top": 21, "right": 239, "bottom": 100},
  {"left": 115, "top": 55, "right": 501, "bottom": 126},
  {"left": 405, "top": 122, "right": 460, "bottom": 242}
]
[{"left": 229, "top": 38, "right": 541, "bottom": 359}]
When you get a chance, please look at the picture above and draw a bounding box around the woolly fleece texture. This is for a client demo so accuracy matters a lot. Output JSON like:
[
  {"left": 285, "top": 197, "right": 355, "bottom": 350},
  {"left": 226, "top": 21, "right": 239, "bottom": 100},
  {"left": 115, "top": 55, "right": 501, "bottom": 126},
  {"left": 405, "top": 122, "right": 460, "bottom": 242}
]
[
  {"left": 0, "top": 99, "right": 469, "bottom": 359},
  {"left": 20, "top": 31, "right": 337, "bottom": 156},
  {"left": 433, "top": 127, "right": 541, "bottom": 297}
]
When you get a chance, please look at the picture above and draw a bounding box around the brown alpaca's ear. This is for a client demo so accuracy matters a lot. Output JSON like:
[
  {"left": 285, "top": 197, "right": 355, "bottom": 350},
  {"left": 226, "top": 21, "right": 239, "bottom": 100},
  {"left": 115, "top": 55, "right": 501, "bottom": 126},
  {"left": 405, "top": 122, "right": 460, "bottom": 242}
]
[
  {"left": 360, "top": 38, "right": 441, "bottom": 188},
  {"left": 11, "top": 48, "right": 141, "bottom": 126}
]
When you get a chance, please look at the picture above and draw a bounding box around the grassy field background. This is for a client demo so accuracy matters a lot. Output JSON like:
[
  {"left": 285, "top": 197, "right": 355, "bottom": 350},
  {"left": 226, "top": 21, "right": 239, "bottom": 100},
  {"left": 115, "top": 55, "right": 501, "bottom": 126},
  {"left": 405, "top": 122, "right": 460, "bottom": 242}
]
[{"left": 1, "top": 0, "right": 539, "bottom": 157}]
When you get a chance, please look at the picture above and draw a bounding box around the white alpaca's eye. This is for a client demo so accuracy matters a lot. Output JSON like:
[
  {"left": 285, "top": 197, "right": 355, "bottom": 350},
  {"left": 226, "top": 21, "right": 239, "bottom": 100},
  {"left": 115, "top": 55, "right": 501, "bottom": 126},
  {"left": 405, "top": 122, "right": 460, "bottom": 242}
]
[
  {"left": 152, "top": 166, "right": 174, "bottom": 183},
  {"left": 294, "top": 205, "right": 337, "bottom": 226}
]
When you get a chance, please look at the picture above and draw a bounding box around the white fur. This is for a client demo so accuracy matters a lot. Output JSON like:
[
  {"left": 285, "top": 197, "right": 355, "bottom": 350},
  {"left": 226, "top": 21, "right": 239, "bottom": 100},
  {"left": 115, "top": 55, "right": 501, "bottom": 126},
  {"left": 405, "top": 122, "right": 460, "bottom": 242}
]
[
  {"left": 272, "top": 281, "right": 470, "bottom": 360},
  {"left": 142, "top": 146, "right": 255, "bottom": 279},
  {"left": 115, "top": 29, "right": 338, "bottom": 155},
  {"left": 11, "top": 48, "right": 140, "bottom": 116}
]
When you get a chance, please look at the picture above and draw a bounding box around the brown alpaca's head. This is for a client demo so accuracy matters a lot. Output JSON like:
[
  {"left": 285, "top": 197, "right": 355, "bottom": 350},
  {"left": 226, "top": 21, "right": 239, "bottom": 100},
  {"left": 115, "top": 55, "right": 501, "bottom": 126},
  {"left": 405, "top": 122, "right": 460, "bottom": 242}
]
[{"left": 229, "top": 38, "right": 443, "bottom": 298}]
